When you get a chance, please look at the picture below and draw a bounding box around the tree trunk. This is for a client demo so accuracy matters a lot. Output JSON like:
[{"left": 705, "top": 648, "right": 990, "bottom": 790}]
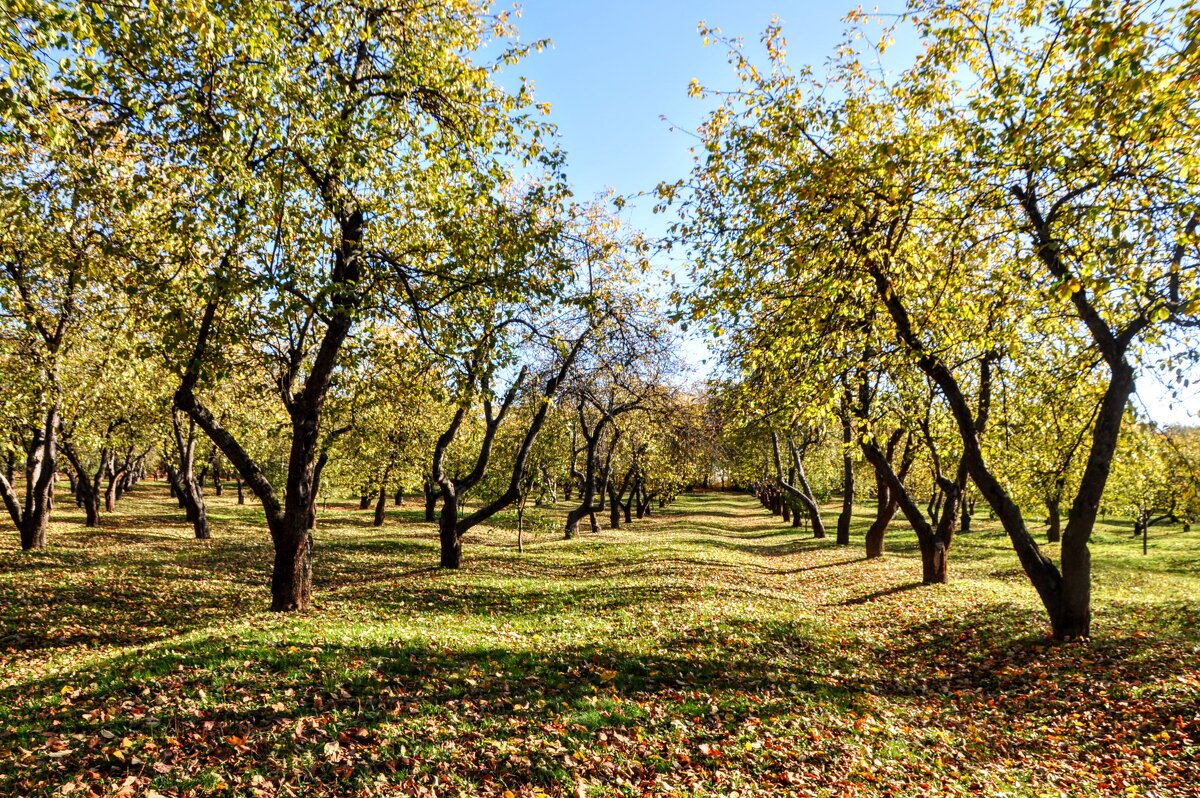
[
  {"left": 865, "top": 482, "right": 896, "bottom": 560},
  {"left": 636, "top": 488, "right": 652, "bottom": 519},
  {"left": 565, "top": 507, "right": 583, "bottom": 539},
  {"left": 308, "top": 451, "right": 330, "bottom": 531},
  {"left": 269, "top": 408, "right": 333, "bottom": 610},
  {"left": 773, "top": 434, "right": 827, "bottom": 539},
  {"left": 269, "top": 519, "right": 312, "bottom": 612},
  {"left": 104, "top": 469, "right": 119, "bottom": 513},
  {"left": 1045, "top": 497, "right": 1062, "bottom": 543},
  {"left": 921, "top": 539, "right": 949, "bottom": 584},
  {"left": 236, "top": 478, "right": 245, "bottom": 505},
  {"left": 82, "top": 490, "right": 100, "bottom": 527},
  {"left": 7, "top": 408, "right": 60, "bottom": 550},
  {"left": 439, "top": 490, "right": 462, "bottom": 569},
  {"left": 187, "top": 487, "right": 210, "bottom": 540},
  {"left": 59, "top": 441, "right": 102, "bottom": 529},
  {"left": 837, "top": 427, "right": 854, "bottom": 547},
  {"left": 170, "top": 413, "right": 210, "bottom": 540},
  {"left": 1048, "top": 363, "right": 1136, "bottom": 639},
  {"left": 423, "top": 479, "right": 438, "bottom": 523},
  {"left": 835, "top": 460, "right": 854, "bottom": 542},
  {"left": 373, "top": 483, "right": 387, "bottom": 527}
]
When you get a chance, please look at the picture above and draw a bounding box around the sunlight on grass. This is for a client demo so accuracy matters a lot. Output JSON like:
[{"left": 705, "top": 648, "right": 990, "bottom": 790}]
[{"left": 0, "top": 484, "right": 1196, "bottom": 796}]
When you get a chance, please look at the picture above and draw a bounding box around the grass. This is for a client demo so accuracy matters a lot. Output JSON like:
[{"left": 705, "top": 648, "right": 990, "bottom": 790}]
[{"left": 0, "top": 484, "right": 1197, "bottom": 797}]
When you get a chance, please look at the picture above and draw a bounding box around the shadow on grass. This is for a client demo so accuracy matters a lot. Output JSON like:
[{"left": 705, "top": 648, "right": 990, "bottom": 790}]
[{"left": 836, "top": 581, "right": 925, "bottom": 606}]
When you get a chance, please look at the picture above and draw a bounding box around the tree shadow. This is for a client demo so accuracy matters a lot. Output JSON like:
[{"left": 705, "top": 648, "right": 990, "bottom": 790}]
[{"left": 834, "top": 581, "right": 925, "bottom": 606}]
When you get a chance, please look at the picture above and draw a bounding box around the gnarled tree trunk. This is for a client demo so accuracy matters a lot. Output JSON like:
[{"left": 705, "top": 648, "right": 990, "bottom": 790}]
[{"left": 0, "top": 407, "right": 59, "bottom": 550}]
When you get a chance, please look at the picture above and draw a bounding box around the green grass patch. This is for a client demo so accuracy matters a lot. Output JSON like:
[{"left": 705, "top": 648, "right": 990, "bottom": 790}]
[{"left": 0, "top": 484, "right": 1196, "bottom": 796}]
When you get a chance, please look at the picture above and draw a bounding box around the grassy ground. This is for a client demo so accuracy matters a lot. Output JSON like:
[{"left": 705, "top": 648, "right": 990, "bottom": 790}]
[{"left": 0, "top": 484, "right": 1197, "bottom": 797}]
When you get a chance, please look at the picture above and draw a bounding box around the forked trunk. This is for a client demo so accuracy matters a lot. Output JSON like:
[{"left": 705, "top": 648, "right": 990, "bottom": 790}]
[{"left": 10, "top": 408, "right": 59, "bottom": 550}]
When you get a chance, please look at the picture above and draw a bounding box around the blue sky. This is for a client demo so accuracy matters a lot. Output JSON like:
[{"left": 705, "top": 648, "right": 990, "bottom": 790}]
[
  {"left": 502, "top": 2, "right": 1197, "bottom": 424},
  {"left": 509, "top": 1, "right": 856, "bottom": 231},
  {"left": 506, "top": 1, "right": 868, "bottom": 381}
]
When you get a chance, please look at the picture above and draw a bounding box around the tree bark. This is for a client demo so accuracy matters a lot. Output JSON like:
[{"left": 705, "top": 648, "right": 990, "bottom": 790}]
[
  {"left": 608, "top": 481, "right": 622, "bottom": 529},
  {"left": 837, "top": 411, "right": 855, "bottom": 546},
  {"left": 1045, "top": 497, "right": 1062, "bottom": 543},
  {"left": 0, "top": 407, "right": 59, "bottom": 549},
  {"left": 771, "top": 433, "right": 826, "bottom": 539},
  {"left": 865, "top": 484, "right": 896, "bottom": 559},
  {"left": 423, "top": 478, "right": 438, "bottom": 523},
  {"left": 373, "top": 483, "right": 387, "bottom": 527},
  {"left": 170, "top": 412, "right": 210, "bottom": 541},
  {"left": 59, "top": 440, "right": 102, "bottom": 528},
  {"left": 439, "top": 488, "right": 462, "bottom": 568}
]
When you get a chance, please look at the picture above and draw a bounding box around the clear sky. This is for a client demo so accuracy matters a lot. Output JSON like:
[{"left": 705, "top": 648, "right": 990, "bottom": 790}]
[
  {"left": 503, "top": 1, "right": 1198, "bottom": 425},
  {"left": 509, "top": 1, "right": 855, "bottom": 232}
]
